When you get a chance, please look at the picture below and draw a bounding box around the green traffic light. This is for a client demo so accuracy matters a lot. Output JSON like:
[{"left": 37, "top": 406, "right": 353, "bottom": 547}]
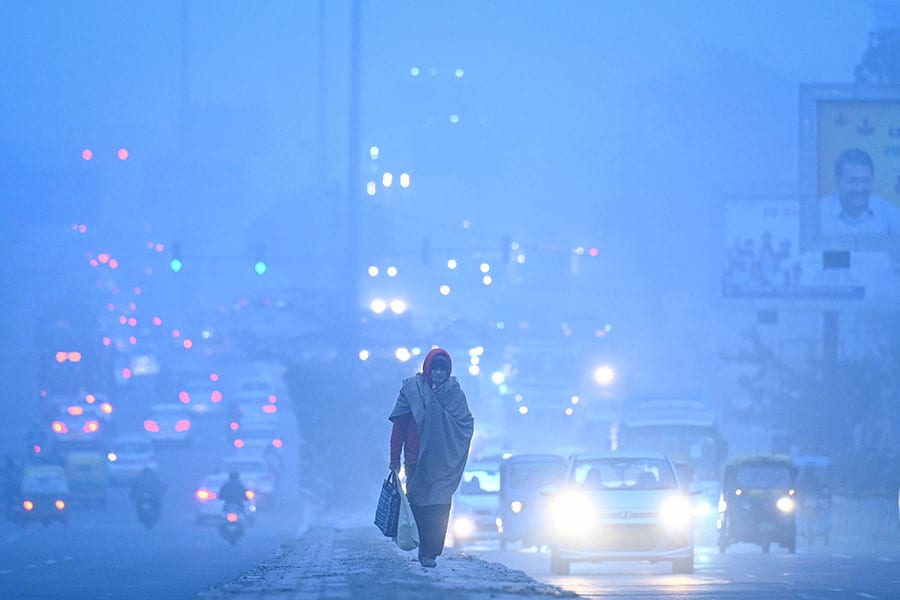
[
  {"left": 170, "top": 258, "right": 183, "bottom": 273},
  {"left": 254, "top": 261, "right": 267, "bottom": 276}
]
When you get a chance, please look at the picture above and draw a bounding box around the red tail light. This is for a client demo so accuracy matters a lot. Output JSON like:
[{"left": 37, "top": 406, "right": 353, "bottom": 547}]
[
  {"left": 52, "top": 421, "right": 68, "bottom": 434},
  {"left": 23, "top": 500, "right": 34, "bottom": 511},
  {"left": 211, "top": 390, "right": 223, "bottom": 403},
  {"left": 84, "top": 420, "right": 99, "bottom": 433},
  {"left": 273, "top": 439, "right": 283, "bottom": 448},
  {"left": 179, "top": 391, "right": 190, "bottom": 404},
  {"left": 55, "top": 499, "right": 66, "bottom": 510},
  {"left": 144, "top": 420, "right": 160, "bottom": 433},
  {"left": 175, "top": 419, "right": 191, "bottom": 432},
  {"left": 226, "top": 512, "right": 239, "bottom": 523}
]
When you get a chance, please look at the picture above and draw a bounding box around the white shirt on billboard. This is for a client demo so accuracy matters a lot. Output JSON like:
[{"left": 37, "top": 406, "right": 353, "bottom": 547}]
[{"left": 819, "top": 193, "right": 900, "bottom": 236}]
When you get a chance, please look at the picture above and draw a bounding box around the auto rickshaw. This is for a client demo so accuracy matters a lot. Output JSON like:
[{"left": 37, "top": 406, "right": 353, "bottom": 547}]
[
  {"left": 11, "top": 465, "right": 70, "bottom": 527},
  {"left": 717, "top": 454, "right": 798, "bottom": 554},
  {"left": 498, "top": 453, "right": 566, "bottom": 550},
  {"left": 793, "top": 455, "right": 832, "bottom": 546},
  {"left": 65, "top": 451, "right": 108, "bottom": 506}
]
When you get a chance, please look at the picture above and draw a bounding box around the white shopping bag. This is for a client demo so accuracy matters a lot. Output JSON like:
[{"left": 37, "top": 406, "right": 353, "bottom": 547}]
[{"left": 393, "top": 488, "right": 419, "bottom": 551}]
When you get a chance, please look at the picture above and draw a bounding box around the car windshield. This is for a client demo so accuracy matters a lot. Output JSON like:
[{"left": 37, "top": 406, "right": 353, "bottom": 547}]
[
  {"left": 734, "top": 465, "right": 792, "bottom": 488},
  {"left": 459, "top": 468, "right": 500, "bottom": 495},
  {"left": 507, "top": 460, "right": 565, "bottom": 490},
  {"left": 572, "top": 457, "right": 677, "bottom": 490}
]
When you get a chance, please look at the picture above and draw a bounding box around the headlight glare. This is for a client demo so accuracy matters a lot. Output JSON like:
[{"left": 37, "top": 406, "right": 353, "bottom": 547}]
[
  {"left": 660, "top": 495, "right": 693, "bottom": 529},
  {"left": 453, "top": 515, "right": 475, "bottom": 538},
  {"left": 551, "top": 492, "right": 593, "bottom": 534},
  {"left": 776, "top": 496, "right": 795, "bottom": 513}
]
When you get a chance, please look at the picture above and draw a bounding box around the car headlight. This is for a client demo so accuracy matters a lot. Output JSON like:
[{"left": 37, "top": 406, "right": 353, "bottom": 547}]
[
  {"left": 776, "top": 496, "right": 795, "bottom": 513},
  {"left": 660, "top": 495, "right": 693, "bottom": 529},
  {"left": 550, "top": 492, "right": 594, "bottom": 534},
  {"left": 510, "top": 500, "right": 523, "bottom": 514},
  {"left": 453, "top": 515, "right": 475, "bottom": 538}
]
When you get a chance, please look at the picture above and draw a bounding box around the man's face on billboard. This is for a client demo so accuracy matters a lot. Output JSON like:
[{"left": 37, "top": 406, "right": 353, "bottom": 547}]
[{"left": 836, "top": 162, "right": 873, "bottom": 212}]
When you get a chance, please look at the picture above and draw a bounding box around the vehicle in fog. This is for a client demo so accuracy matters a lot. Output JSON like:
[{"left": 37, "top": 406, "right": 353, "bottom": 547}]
[
  {"left": 106, "top": 434, "right": 157, "bottom": 484},
  {"left": 220, "top": 455, "right": 277, "bottom": 505},
  {"left": 12, "top": 465, "right": 70, "bottom": 527},
  {"left": 616, "top": 397, "right": 727, "bottom": 540},
  {"left": 194, "top": 472, "right": 258, "bottom": 525},
  {"left": 177, "top": 377, "right": 225, "bottom": 415},
  {"left": 51, "top": 404, "right": 105, "bottom": 447},
  {"left": 64, "top": 451, "right": 108, "bottom": 506},
  {"left": 220, "top": 502, "right": 247, "bottom": 545},
  {"left": 449, "top": 458, "right": 501, "bottom": 548},
  {"left": 498, "top": 453, "right": 566, "bottom": 550},
  {"left": 717, "top": 454, "right": 798, "bottom": 554},
  {"left": 547, "top": 451, "right": 694, "bottom": 575},
  {"left": 143, "top": 403, "right": 193, "bottom": 444}
]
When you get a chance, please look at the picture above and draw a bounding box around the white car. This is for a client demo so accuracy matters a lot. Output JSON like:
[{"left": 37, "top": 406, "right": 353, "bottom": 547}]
[
  {"left": 547, "top": 450, "right": 694, "bottom": 575},
  {"left": 221, "top": 455, "right": 277, "bottom": 505},
  {"left": 194, "top": 472, "right": 257, "bottom": 525},
  {"left": 106, "top": 434, "right": 157, "bottom": 484},
  {"left": 450, "top": 460, "right": 502, "bottom": 548},
  {"left": 143, "top": 404, "right": 192, "bottom": 444}
]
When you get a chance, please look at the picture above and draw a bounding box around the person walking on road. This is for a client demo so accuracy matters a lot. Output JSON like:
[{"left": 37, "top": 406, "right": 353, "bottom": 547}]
[{"left": 389, "top": 347, "right": 474, "bottom": 568}]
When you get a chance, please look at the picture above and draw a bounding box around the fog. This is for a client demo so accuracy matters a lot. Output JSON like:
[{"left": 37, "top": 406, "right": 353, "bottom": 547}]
[{"left": 1, "top": 1, "right": 898, "bottom": 500}]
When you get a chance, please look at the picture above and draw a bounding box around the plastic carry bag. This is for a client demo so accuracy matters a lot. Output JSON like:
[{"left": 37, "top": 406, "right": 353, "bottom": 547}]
[
  {"left": 393, "top": 486, "right": 419, "bottom": 551},
  {"left": 374, "top": 470, "right": 401, "bottom": 537}
]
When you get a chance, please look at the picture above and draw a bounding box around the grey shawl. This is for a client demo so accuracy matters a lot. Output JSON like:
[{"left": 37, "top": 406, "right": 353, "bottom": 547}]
[{"left": 389, "top": 373, "right": 474, "bottom": 506}]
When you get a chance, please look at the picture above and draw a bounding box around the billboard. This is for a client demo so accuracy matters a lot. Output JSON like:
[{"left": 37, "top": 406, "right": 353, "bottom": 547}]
[
  {"left": 799, "top": 84, "right": 900, "bottom": 252},
  {"left": 724, "top": 193, "right": 900, "bottom": 304}
]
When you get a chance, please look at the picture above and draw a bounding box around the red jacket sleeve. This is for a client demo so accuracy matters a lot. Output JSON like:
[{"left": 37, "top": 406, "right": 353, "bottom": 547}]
[{"left": 389, "top": 413, "right": 421, "bottom": 466}]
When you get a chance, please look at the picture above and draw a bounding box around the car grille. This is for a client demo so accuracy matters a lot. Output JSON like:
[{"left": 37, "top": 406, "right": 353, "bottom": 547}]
[{"left": 588, "top": 524, "right": 665, "bottom": 552}]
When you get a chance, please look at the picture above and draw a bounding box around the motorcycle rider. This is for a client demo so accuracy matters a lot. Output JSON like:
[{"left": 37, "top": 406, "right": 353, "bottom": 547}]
[
  {"left": 218, "top": 471, "right": 249, "bottom": 507},
  {"left": 131, "top": 467, "right": 166, "bottom": 510}
]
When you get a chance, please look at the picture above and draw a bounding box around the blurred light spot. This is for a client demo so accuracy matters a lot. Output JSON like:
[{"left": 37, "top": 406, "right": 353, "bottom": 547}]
[
  {"left": 447, "top": 259, "right": 457, "bottom": 269},
  {"left": 468, "top": 365, "right": 480, "bottom": 376},
  {"left": 109, "top": 258, "right": 119, "bottom": 269},
  {"left": 450, "top": 114, "right": 460, "bottom": 124},
  {"left": 395, "top": 347, "right": 411, "bottom": 362},
  {"left": 117, "top": 148, "right": 129, "bottom": 161},
  {"left": 469, "top": 346, "right": 484, "bottom": 357},
  {"left": 82, "top": 148, "right": 93, "bottom": 161},
  {"left": 604, "top": 323, "right": 613, "bottom": 332},
  {"left": 470, "top": 356, "right": 480, "bottom": 366},
  {"left": 575, "top": 246, "right": 585, "bottom": 256},
  {"left": 366, "top": 181, "right": 376, "bottom": 196},
  {"left": 516, "top": 254, "right": 526, "bottom": 264},
  {"left": 172, "top": 329, "right": 181, "bottom": 338},
  {"left": 399, "top": 173, "right": 410, "bottom": 188},
  {"left": 368, "top": 265, "right": 379, "bottom": 277},
  {"left": 454, "top": 68, "right": 464, "bottom": 78},
  {"left": 183, "top": 339, "right": 193, "bottom": 349},
  {"left": 102, "top": 337, "right": 111, "bottom": 346},
  {"left": 359, "top": 349, "right": 370, "bottom": 361},
  {"left": 389, "top": 299, "right": 407, "bottom": 314},
  {"left": 152, "top": 316, "right": 162, "bottom": 326},
  {"left": 370, "top": 145, "right": 380, "bottom": 159},
  {"left": 382, "top": 172, "right": 393, "bottom": 187},
  {"left": 410, "top": 66, "right": 420, "bottom": 76},
  {"left": 518, "top": 405, "right": 529, "bottom": 415},
  {"left": 565, "top": 407, "right": 574, "bottom": 416},
  {"left": 370, "top": 299, "right": 387, "bottom": 314},
  {"left": 589, "top": 247, "right": 599, "bottom": 257},
  {"left": 439, "top": 284, "right": 450, "bottom": 295},
  {"left": 462, "top": 220, "right": 471, "bottom": 228},
  {"left": 98, "top": 253, "right": 110, "bottom": 264},
  {"left": 480, "top": 262, "right": 490, "bottom": 273},
  {"left": 594, "top": 365, "right": 615, "bottom": 385},
  {"left": 496, "top": 321, "right": 505, "bottom": 330},
  {"left": 482, "top": 275, "right": 492, "bottom": 286},
  {"left": 571, "top": 395, "right": 580, "bottom": 404},
  {"left": 386, "top": 266, "right": 398, "bottom": 277},
  {"left": 491, "top": 372, "right": 505, "bottom": 385},
  {"left": 128, "top": 336, "right": 136, "bottom": 345}
]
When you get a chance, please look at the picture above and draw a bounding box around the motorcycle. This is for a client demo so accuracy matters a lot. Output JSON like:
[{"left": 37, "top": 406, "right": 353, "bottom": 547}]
[
  {"left": 134, "top": 492, "right": 161, "bottom": 529},
  {"left": 219, "top": 503, "right": 246, "bottom": 545}
]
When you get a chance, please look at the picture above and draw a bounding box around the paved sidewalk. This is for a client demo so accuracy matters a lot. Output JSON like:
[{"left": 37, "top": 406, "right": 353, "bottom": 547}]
[{"left": 198, "top": 524, "right": 576, "bottom": 600}]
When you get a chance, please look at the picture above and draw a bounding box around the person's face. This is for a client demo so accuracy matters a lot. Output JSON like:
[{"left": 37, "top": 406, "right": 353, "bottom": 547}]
[
  {"left": 430, "top": 362, "right": 449, "bottom": 385},
  {"left": 836, "top": 162, "right": 873, "bottom": 211}
]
